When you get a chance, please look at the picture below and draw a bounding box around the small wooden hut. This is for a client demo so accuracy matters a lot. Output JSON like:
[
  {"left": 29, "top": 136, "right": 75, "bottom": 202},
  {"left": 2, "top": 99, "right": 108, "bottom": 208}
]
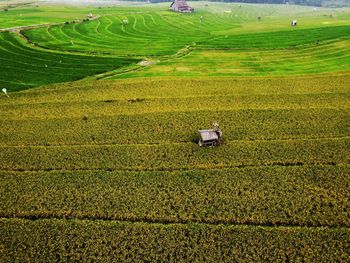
[
  {"left": 198, "top": 123, "right": 223, "bottom": 147},
  {"left": 170, "top": 0, "right": 194, "bottom": 13}
]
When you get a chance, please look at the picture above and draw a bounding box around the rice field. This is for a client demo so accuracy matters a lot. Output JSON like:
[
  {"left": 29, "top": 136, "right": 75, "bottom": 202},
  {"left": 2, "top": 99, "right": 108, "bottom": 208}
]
[
  {"left": 1, "top": 75, "right": 350, "bottom": 260},
  {"left": 118, "top": 39, "right": 350, "bottom": 78},
  {"left": 0, "top": 2, "right": 350, "bottom": 261},
  {"left": 0, "top": 32, "right": 137, "bottom": 91},
  {"left": 22, "top": 3, "right": 350, "bottom": 57}
]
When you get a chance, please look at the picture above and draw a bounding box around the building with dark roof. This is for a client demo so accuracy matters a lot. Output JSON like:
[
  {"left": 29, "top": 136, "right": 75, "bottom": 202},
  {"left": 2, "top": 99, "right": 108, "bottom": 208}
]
[{"left": 170, "top": 0, "right": 194, "bottom": 13}]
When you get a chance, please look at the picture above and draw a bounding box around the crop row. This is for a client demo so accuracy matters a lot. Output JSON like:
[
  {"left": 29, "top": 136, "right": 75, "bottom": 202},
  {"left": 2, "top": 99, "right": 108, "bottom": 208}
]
[
  {"left": 1, "top": 218, "right": 349, "bottom": 262},
  {"left": 1, "top": 74, "right": 349, "bottom": 105},
  {"left": 1, "top": 91, "right": 349, "bottom": 120},
  {"left": 0, "top": 108, "right": 349, "bottom": 146},
  {"left": 0, "top": 138, "right": 348, "bottom": 171},
  {"left": 1, "top": 165, "right": 349, "bottom": 227}
]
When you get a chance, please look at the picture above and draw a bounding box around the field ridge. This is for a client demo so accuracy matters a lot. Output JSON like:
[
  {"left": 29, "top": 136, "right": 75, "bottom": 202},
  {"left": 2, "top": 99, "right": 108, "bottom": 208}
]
[{"left": 1, "top": 215, "right": 350, "bottom": 229}]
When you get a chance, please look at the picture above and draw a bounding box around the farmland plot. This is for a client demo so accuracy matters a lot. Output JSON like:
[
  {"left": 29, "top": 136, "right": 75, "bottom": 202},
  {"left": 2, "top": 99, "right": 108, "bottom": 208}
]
[
  {"left": 0, "top": 75, "right": 349, "bottom": 261},
  {"left": 0, "top": 2, "right": 350, "bottom": 261},
  {"left": 0, "top": 32, "right": 137, "bottom": 91}
]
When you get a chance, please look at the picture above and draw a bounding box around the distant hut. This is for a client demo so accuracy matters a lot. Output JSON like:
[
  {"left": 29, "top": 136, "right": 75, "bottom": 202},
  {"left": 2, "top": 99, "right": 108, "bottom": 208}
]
[
  {"left": 291, "top": 20, "right": 297, "bottom": 26},
  {"left": 87, "top": 13, "right": 93, "bottom": 19},
  {"left": 170, "top": 0, "right": 194, "bottom": 13}
]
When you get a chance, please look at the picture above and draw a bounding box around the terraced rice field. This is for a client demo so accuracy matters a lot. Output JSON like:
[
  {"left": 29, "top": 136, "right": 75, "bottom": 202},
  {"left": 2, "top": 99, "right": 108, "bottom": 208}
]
[
  {"left": 0, "top": 2, "right": 350, "bottom": 261},
  {"left": 0, "top": 32, "right": 137, "bottom": 91},
  {"left": 23, "top": 9, "right": 234, "bottom": 56},
  {"left": 0, "top": 5, "right": 91, "bottom": 28},
  {"left": 119, "top": 39, "right": 350, "bottom": 77},
  {"left": 0, "top": 2, "right": 349, "bottom": 91},
  {"left": 23, "top": 4, "right": 350, "bottom": 57}
]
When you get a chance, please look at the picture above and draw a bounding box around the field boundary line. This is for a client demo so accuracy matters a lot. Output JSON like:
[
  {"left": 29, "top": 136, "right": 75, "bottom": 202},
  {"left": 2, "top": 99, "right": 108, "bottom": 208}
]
[
  {"left": 0, "top": 162, "right": 349, "bottom": 173},
  {"left": 194, "top": 36, "right": 350, "bottom": 52},
  {"left": 1, "top": 215, "right": 349, "bottom": 229},
  {"left": 1, "top": 163, "right": 349, "bottom": 174},
  {"left": 0, "top": 135, "right": 349, "bottom": 148},
  {"left": 2, "top": 107, "right": 350, "bottom": 121},
  {"left": 2, "top": 73, "right": 349, "bottom": 96},
  {"left": 3, "top": 91, "right": 350, "bottom": 105}
]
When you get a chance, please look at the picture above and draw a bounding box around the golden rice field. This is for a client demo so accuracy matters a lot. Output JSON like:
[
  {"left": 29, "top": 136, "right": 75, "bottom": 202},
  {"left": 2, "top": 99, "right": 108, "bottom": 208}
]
[{"left": 0, "top": 1, "right": 350, "bottom": 261}]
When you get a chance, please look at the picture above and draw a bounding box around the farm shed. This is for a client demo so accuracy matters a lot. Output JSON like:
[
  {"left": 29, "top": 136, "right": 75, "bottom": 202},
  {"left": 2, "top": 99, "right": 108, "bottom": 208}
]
[
  {"left": 170, "top": 0, "right": 194, "bottom": 13},
  {"left": 198, "top": 123, "right": 223, "bottom": 147}
]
